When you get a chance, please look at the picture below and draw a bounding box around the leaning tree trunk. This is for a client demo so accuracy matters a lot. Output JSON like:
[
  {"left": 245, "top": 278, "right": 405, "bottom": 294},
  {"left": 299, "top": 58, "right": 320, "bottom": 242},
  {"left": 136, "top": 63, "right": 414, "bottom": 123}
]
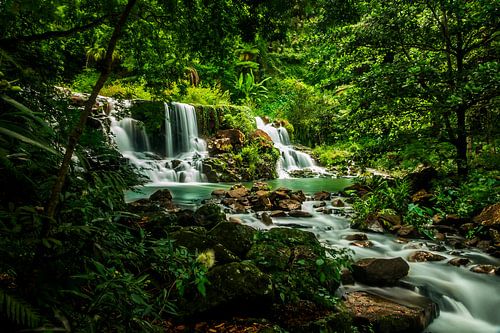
[{"left": 46, "top": 0, "right": 137, "bottom": 220}]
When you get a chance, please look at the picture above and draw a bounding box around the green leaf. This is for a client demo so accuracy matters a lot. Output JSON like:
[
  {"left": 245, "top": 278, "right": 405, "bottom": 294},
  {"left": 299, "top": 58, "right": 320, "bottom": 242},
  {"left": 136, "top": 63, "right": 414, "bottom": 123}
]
[{"left": 0, "top": 127, "right": 58, "bottom": 154}]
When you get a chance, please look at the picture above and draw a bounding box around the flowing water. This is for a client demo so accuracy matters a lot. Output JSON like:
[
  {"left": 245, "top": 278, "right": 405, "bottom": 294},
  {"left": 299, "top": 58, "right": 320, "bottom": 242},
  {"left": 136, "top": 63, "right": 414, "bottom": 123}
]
[
  {"left": 110, "top": 102, "right": 207, "bottom": 183},
  {"left": 113, "top": 103, "right": 499, "bottom": 332},
  {"left": 128, "top": 178, "right": 500, "bottom": 333},
  {"left": 255, "top": 117, "right": 327, "bottom": 178}
]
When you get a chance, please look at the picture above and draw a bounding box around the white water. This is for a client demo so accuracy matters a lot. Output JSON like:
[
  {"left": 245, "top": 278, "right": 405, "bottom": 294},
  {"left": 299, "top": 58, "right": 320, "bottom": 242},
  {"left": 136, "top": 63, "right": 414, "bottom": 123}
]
[
  {"left": 235, "top": 199, "right": 500, "bottom": 333},
  {"left": 255, "top": 117, "right": 326, "bottom": 178},
  {"left": 110, "top": 102, "right": 207, "bottom": 183}
]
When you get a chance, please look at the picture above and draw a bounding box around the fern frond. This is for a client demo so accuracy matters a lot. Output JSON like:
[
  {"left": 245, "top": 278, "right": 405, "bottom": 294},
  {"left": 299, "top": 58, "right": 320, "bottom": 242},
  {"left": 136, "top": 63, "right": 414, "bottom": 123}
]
[{"left": 0, "top": 288, "right": 41, "bottom": 328}]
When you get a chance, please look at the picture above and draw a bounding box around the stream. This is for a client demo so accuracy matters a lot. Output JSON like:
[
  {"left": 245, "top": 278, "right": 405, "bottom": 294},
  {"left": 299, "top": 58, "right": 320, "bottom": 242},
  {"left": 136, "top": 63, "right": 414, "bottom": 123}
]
[
  {"left": 128, "top": 179, "right": 500, "bottom": 333},
  {"left": 113, "top": 100, "right": 499, "bottom": 332}
]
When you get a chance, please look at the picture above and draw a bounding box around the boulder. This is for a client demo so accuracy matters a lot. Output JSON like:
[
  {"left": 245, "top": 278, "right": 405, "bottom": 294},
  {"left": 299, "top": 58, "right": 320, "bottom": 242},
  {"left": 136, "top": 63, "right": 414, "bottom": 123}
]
[
  {"left": 291, "top": 190, "right": 307, "bottom": 203},
  {"left": 313, "top": 202, "right": 326, "bottom": 208},
  {"left": 149, "top": 189, "right": 174, "bottom": 209},
  {"left": 396, "top": 225, "right": 420, "bottom": 238},
  {"left": 251, "top": 129, "right": 273, "bottom": 143},
  {"left": 277, "top": 199, "right": 302, "bottom": 211},
  {"left": 448, "top": 257, "right": 471, "bottom": 267},
  {"left": 194, "top": 204, "right": 226, "bottom": 229},
  {"left": 332, "top": 199, "right": 345, "bottom": 207},
  {"left": 211, "top": 189, "right": 227, "bottom": 197},
  {"left": 473, "top": 203, "right": 500, "bottom": 229},
  {"left": 207, "top": 137, "right": 232, "bottom": 154},
  {"left": 288, "top": 210, "right": 313, "bottom": 218},
  {"left": 261, "top": 212, "right": 273, "bottom": 226},
  {"left": 247, "top": 243, "right": 291, "bottom": 270},
  {"left": 344, "top": 291, "right": 437, "bottom": 333},
  {"left": 314, "top": 191, "right": 330, "bottom": 201},
  {"left": 170, "top": 229, "right": 239, "bottom": 264},
  {"left": 408, "top": 251, "right": 446, "bottom": 262},
  {"left": 470, "top": 264, "right": 496, "bottom": 274},
  {"left": 191, "top": 261, "right": 273, "bottom": 314},
  {"left": 378, "top": 214, "right": 401, "bottom": 227},
  {"left": 350, "top": 240, "right": 373, "bottom": 248},
  {"left": 345, "top": 233, "right": 368, "bottom": 241},
  {"left": 268, "top": 228, "right": 321, "bottom": 250},
  {"left": 226, "top": 186, "right": 249, "bottom": 198},
  {"left": 251, "top": 181, "right": 271, "bottom": 192},
  {"left": 352, "top": 257, "right": 409, "bottom": 286},
  {"left": 270, "top": 210, "right": 287, "bottom": 218},
  {"left": 209, "top": 222, "right": 257, "bottom": 258},
  {"left": 216, "top": 129, "right": 246, "bottom": 147}
]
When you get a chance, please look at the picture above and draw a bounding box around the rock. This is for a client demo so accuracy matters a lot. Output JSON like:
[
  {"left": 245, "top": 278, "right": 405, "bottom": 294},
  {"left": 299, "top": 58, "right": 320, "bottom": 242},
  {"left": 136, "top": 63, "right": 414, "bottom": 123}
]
[
  {"left": 345, "top": 233, "right": 368, "bottom": 241},
  {"left": 489, "top": 228, "right": 500, "bottom": 242},
  {"left": 344, "top": 291, "right": 437, "bottom": 333},
  {"left": 352, "top": 257, "right": 409, "bottom": 286},
  {"left": 448, "top": 257, "right": 471, "bottom": 267},
  {"left": 397, "top": 225, "right": 420, "bottom": 238},
  {"left": 341, "top": 269, "right": 355, "bottom": 285},
  {"left": 288, "top": 210, "right": 313, "bottom": 218},
  {"left": 247, "top": 243, "right": 291, "bottom": 270},
  {"left": 290, "top": 190, "right": 306, "bottom": 203},
  {"left": 216, "top": 129, "right": 246, "bottom": 147},
  {"left": 211, "top": 189, "right": 227, "bottom": 197},
  {"left": 476, "top": 240, "right": 492, "bottom": 251},
  {"left": 277, "top": 199, "right": 302, "bottom": 211},
  {"left": 250, "top": 129, "right": 273, "bottom": 143},
  {"left": 194, "top": 204, "right": 226, "bottom": 229},
  {"left": 363, "top": 214, "right": 385, "bottom": 233},
  {"left": 227, "top": 186, "right": 249, "bottom": 198},
  {"left": 272, "top": 301, "right": 354, "bottom": 333},
  {"left": 314, "top": 191, "right": 330, "bottom": 201},
  {"left": 228, "top": 216, "right": 243, "bottom": 224},
  {"left": 270, "top": 210, "right": 287, "bottom": 217},
  {"left": 207, "top": 137, "right": 232, "bottom": 154},
  {"left": 261, "top": 212, "right": 273, "bottom": 226},
  {"left": 268, "top": 228, "right": 321, "bottom": 250},
  {"left": 408, "top": 251, "right": 446, "bottom": 262},
  {"left": 474, "top": 203, "right": 500, "bottom": 229},
  {"left": 378, "top": 214, "right": 401, "bottom": 227},
  {"left": 350, "top": 240, "right": 373, "bottom": 248},
  {"left": 313, "top": 201, "right": 326, "bottom": 208},
  {"left": 411, "top": 189, "right": 433, "bottom": 204},
  {"left": 251, "top": 181, "right": 270, "bottom": 192},
  {"left": 149, "top": 189, "right": 175, "bottom": 209},
  {"left": 470, "top": 264, "right": 496, "bottom": 274},
  {"left": 170, "top": 230, "right": 239, "bottom": 264},
  {"left": 332, "top": 199, "right": 345, "bottom": 207},
  {"left": 444, "top": 214, "right": 469, "bottom": 226},
  {"left": 191, "top": 261, "right": 273, "bottom": 314},
  {"left": 127, "top": 198, "right": 162, "bottom": 213},
  {"left": 342, "top": 183, "right": 370, "bottom": 197},
  {"left": 209, "top": 222, "right": 257, "bottom": 258}
]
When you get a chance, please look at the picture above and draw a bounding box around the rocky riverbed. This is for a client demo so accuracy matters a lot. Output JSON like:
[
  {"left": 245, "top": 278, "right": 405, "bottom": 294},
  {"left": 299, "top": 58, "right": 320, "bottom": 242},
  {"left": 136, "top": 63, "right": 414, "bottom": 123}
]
[{"left": 124, "top": 180, "right": 500, "bottom": 333}]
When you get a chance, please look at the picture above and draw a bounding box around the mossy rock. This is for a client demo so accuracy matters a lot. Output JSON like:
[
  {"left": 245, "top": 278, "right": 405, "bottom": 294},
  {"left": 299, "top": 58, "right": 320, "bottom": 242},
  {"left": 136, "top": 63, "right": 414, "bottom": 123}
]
[
  {"left": 169, "top": 229, "right": 239, "bottom": 264},
  {"left": 266, "top": 228, "right": 322, "bottom": 250},
  {"left": 188, "top": 261, "right": 273, "bottom": 315},
  {"left": 247, "top": 243, "right": 292, "bottom": 271},
  {"left": 209, "top": 222, "right": 257, "bottom": 258},
  {"left": 194, "top": 204, "right": 226, "bottom": 229}
]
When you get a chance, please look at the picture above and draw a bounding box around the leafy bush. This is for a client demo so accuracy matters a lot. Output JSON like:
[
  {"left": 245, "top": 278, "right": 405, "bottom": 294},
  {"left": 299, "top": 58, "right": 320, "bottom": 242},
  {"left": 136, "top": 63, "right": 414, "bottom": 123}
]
[{"left": 175, "top": 84, "right": 231, "bottom": 106}]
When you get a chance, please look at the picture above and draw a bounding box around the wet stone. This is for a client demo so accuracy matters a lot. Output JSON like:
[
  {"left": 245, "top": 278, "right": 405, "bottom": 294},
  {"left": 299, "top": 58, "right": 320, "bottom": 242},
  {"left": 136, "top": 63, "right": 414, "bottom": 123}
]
[
  {"left": 408, "top": 251, "right": 446, "bottom": 262},
  {"left": 345, "top": 233, "right": 368, "bottom": 241},
  {"left": 470, "top": 264, "right": 496, "bottom": 274},
  {"left": 448, "top": 257, "right": 471, "bottom": 267}
]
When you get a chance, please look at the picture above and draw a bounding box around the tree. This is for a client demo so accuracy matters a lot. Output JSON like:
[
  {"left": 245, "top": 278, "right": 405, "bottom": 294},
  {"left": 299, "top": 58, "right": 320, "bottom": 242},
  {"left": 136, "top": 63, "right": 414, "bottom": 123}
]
[{"left": 307, "top": 0, "right": 499, "bottom": 175}]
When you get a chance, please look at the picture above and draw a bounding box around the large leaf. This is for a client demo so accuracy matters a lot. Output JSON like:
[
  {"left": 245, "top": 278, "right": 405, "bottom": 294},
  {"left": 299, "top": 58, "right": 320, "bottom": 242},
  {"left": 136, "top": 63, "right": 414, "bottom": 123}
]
[{"left": 0, "top": 127, "right": 58, "bottom": 154}]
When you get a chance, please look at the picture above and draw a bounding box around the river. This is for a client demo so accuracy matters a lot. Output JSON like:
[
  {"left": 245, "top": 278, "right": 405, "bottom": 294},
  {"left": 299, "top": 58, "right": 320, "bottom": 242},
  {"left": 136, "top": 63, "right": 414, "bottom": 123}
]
[{"left": 127, "top": 178, "right": 500, "bottom": 333}]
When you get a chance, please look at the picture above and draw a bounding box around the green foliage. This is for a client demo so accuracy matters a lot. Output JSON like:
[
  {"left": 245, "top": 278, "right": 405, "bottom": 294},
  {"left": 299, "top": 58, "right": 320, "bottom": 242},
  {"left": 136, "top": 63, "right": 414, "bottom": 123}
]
[
  {"left": 432, "top": 171, "right": 500, "bottom": 218},
  {"left": 0, "top": 289, "right": 42, "bottom": 329},
  {"left": 177, "top": 84, "right": 231, "bottom": 106},
  {"left": 234, "top": 70, "right": 271, "bottom": 104},
  {"left": 221, "top": 107, "right": 256, "bottom": 136}
]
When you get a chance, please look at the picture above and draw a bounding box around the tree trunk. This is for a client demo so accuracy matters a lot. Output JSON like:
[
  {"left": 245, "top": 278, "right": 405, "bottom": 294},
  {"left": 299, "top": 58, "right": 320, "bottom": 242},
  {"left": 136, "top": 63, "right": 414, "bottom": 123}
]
[
  {"left": 45, "top": 0, "right": 137, "bottom": 220},
  {"left": 455, "top": 106, "right": 468, "bottom": 176}
]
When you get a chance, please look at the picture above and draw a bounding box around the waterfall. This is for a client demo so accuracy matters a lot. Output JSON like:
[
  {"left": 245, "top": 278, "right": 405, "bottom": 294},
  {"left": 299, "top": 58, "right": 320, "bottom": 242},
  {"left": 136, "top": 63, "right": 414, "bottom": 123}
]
[
  {"left": 110, "top": 102, "right": 207, "bottom": 184},
  {"left": 255, "top": 117, "right": 325, "bottom": 178}
]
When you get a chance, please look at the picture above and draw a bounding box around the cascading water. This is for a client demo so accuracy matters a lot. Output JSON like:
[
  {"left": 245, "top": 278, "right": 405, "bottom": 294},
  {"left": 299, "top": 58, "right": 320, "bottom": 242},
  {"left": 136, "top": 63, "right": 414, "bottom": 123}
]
[
  {"left": 111, "top": 102, "right": 207, "bottom": 183},
  {"left": 256, "top": 117, "right": 326, "bottom": 178}
]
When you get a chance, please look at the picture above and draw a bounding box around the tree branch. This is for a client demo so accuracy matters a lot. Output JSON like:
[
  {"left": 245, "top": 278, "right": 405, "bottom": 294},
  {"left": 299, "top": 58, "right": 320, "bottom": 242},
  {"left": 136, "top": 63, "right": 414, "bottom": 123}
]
[{"left": 0, "top": 15, "right": 110, "bottom": 48}]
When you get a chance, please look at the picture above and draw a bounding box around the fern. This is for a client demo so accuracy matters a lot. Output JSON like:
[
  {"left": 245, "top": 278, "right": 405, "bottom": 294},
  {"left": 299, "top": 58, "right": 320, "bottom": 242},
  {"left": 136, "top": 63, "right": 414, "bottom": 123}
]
[{"left": 0, "top": 288, "right": 41, "bottom": 328}]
